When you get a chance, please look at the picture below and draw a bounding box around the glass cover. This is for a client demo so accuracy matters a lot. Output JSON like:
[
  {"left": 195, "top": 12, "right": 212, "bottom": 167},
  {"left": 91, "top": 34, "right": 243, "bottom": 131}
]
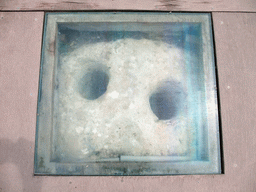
[{"left": 35, "top": 12, "right": 221, "bottom": 175}]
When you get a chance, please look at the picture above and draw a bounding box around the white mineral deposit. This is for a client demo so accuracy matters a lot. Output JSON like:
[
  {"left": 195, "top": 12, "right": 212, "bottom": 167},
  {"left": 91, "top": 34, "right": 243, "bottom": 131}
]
[{"left": 55, "top": 38, "right": 194, "bottom": 162}]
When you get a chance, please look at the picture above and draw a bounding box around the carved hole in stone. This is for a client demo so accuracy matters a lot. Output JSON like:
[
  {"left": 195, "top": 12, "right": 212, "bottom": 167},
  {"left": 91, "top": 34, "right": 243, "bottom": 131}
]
[
  {"left": 149, "top": 80, "right": 184, "bottom": 120},
  {"left": 79, "top": 68, "right": 109, "bottom": 100}
]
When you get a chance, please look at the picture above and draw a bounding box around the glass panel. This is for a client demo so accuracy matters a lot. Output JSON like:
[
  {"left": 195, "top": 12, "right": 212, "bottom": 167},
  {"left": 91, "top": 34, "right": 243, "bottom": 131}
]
[{"left": 35, "top": 13, "right": 221, "bottom": 175}]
